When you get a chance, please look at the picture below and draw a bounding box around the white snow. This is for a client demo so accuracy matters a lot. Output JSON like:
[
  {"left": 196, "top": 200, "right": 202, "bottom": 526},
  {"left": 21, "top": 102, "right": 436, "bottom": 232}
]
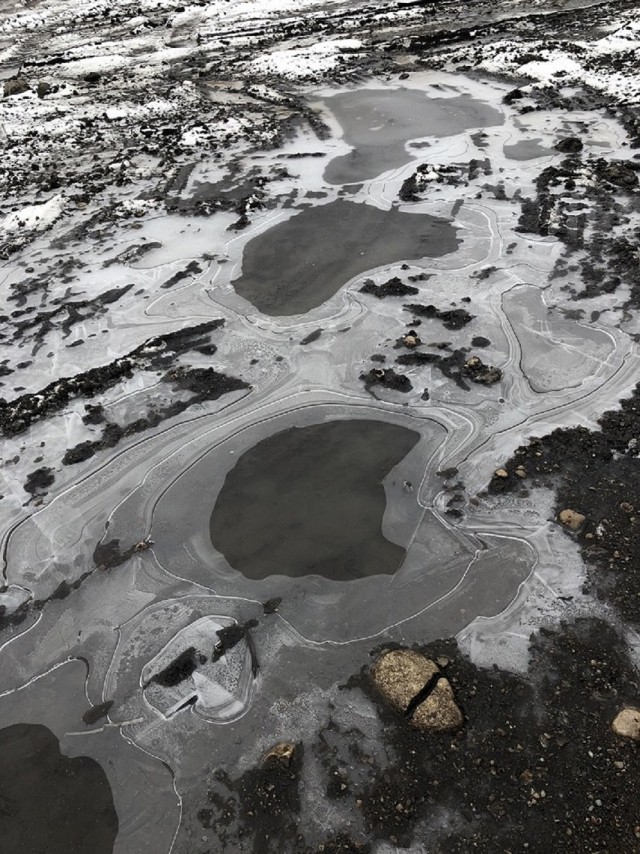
[
  {"left": 1, "top": 194, "right": 65, "bottom": 234},
  {"left": 439, "top": 10, "right": 640, "bottom": 105},
  {"left": 517, "top": 56, "right": 583, "bottom": 83},
  {"left": 251, "top": 39, "right": 363, "bottom": 79}
]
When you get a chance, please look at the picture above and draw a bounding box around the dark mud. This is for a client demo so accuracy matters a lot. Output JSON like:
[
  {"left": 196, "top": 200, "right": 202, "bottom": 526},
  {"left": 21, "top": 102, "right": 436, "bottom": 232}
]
[
  {"left": 82, "top": 701, "right": 114, "bottom": 726},
  {"left": 23, "top": 466, "right": 55, "bottom": 497},
  {"left": 361, "top": 366, "right": 413, "bottom": 395},
  {"left": 324, "top": 89, "right": 503, "bottom": 184},
  {"left": 300, "top": 328, "right": 322, "bottom": 345},
  {"left": 0, "top": 723, "right": 118, "bottom": 853},
  {"left": 489, "top": 382, "right": 640, "bottom": 626},
  {"left": 149, "top": 647, "right": 204, "bottom": 688},
  {"left": 232, "top": 200, "right": 460, "bottom": 315},
  {"left": 210, "top": 420, "right": 419, "bottom": 580},
  {"left": 404, "top": 303, "right": 474, "bottom": 330},
  {"left": 359, "top": 277, "right": 418, "bottom": 299},
  {"left": 3, "top": 284, "right": 134, "bottom": 355},
  {"left": 396, "top": 349, "right": 502, "bottom": 390},
  {"left": 161, "top": 260, "right": 202, "bottom": 289},
  {"left": 201, "top": 747, "right": 305, "bottom": 854},
  {"left": 399, "top": 162, "right": 470, "bottom": 202},
  {"left": 61, "top": 366, "right": 249, "bottom": 467}
]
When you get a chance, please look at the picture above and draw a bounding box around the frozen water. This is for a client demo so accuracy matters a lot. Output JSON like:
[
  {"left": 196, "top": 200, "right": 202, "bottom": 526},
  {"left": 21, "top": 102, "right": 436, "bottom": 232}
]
[{"left": 1, "top": 50, "right": 639, "bottom": 852}]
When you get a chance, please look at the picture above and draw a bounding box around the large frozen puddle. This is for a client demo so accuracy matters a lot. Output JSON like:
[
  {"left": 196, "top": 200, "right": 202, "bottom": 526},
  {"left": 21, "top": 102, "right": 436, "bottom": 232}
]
[
  {"left": 231, "top": 199, "right": 460, "bottom": 315},
  {"left": 210, "top": 420, "right": 420, "bottom": 580},
  {"left": 323, "top": 87, "right": 504, "bottom": 183}
]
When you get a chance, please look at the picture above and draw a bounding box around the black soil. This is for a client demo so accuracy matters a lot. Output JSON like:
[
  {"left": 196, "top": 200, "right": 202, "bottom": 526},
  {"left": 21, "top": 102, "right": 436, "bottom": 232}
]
[
  {"left": 210, "top": 419, "right": 420, "bottom": 580},
  {"left": 488, "top": 381, "right": 640, "bottom": 625},
  {"left": 516, "top": 156, "right": 640, "bottom": 305},
  {"left": 403, "top": 303, "right": 474, "bottom": 330},
  {"left": 0, "top": 320, "right": 225, "bottom": 438},
  {"left": 0, "top": 723, "right": 118, "bottom": 853},
  {"left": 345, "top": 618, "right": 640, "bottom": 852},
  {"left": 361, "top": 366, "right": 413, "bottom": 395},
  {"left": 396, "top": 349, "right": 502, "bottom": 390},
  {"left": 197, "top": 617, "right": 640, "bottom": 852},
  {"left": 150, "top": 647, "right": 204, "bottom": 688},
  {"left": 200, "top": 749, "right": 304, "bottom": 853},
  {"left": 61, "top": 367, "right": 249, "bottom": 467},
  {"left": 232, "top": 200, "right": 459, "bottom": 316}
]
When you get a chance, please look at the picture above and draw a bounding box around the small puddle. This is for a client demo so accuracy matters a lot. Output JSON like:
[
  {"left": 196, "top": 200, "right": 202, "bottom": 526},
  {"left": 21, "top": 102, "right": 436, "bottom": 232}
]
[
  {"left": 210, "top": 419, "right": 420, "bottom": 581},
  {"left": 323, "top": 88, "right": 504, "bottom": 184},
  {"left": 503, "top": 138, "right": 552, "bottom": 160},
  {"left": 232, "top": 199, "right": 460, "bottom": 315}
]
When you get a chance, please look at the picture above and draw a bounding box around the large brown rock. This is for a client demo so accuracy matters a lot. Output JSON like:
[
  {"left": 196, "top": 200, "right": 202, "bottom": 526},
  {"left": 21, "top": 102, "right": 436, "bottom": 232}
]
[
  {"left": 371, "top": 649, "right": 438, "bottom": 712},
  {"left": 370, "top": 649, "right": 463, "bottom": 733},
  {"left": 612, "top": 707, "right": 640, "bottom": 741},
  {"left": 412, "top": 678, "right": 463, "bottom": 732}
]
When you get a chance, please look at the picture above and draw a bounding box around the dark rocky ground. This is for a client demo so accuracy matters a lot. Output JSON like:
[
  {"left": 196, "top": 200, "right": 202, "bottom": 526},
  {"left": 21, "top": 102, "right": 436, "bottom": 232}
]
[
  {"left": 489, "top": 382, "right": 640, "bottom": 628},
  {"left": 195, "top": 617, "right": 640, "bottom": 852}
]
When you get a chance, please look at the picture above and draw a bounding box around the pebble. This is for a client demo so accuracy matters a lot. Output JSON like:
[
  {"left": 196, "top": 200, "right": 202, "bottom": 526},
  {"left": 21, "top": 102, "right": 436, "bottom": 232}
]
[
  {"left": 262, "top": 741, "right": 296, "bottom": 766},
  {"left": 558, "top": 508, "right": 586, "bottom": 530}
]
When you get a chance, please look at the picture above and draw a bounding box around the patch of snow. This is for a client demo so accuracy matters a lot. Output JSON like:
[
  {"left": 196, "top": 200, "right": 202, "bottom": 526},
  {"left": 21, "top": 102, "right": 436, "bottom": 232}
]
[
  {"left": 251, "top": 39, "right": 363, "bottom": 80},
  {"left": 517, "top": 56, "right": 583, "bottom": 83},
  {"left": 57, "top": 54, "right": 132, "bottom": 77},
  {"left": 1, "top": 194, "right": 65, "bottom": 234}
]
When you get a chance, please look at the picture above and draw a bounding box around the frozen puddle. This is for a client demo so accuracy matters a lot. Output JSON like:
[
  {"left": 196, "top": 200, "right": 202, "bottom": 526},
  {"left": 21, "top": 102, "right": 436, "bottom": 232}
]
[
  {"left": 322, "top": 87, "right": 504, "bottom": 183},
  {"left": 503, "top": 138, "right": 553, "bottom": 160},
  {"left": 231, "top": 199, "right": 460, "bottom": 316},
  {"left": 210, "top": 419, "right": 420, "bottom": 580},
  {"left": 0, "top": 723, "right": 118, "bottom": 853}
]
